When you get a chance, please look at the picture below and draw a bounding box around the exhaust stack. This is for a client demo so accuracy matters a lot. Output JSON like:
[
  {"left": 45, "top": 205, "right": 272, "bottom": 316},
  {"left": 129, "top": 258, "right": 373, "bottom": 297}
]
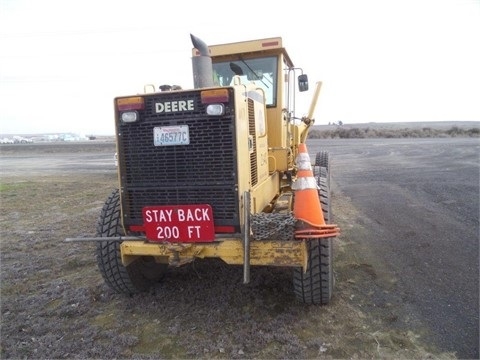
[{"left": 191, "top": 34, "right": 214, "bottom": 89}]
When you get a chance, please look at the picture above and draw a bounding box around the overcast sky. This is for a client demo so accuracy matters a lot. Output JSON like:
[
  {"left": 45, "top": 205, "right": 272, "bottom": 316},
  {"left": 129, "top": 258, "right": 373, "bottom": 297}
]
[{"left": 1, "top": 0, "right": 479, "bottom": 135}]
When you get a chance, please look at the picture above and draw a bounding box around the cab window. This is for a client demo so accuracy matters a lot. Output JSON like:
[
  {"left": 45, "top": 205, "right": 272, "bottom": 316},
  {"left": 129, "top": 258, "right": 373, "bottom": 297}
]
[{"left": 212, "top": 57, "right": 277, "bottom": 107}]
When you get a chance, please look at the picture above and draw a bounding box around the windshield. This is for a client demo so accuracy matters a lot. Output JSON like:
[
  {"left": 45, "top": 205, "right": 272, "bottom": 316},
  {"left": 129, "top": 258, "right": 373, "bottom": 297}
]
[{"left": 212, "top": 57, "right": 277, "bottom": 107}]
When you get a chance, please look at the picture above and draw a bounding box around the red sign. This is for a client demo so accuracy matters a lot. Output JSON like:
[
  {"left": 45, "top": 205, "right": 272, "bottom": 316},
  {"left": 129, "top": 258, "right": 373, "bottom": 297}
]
[{"left": 142, "top": 204, "right": 215, "bottom": 242}]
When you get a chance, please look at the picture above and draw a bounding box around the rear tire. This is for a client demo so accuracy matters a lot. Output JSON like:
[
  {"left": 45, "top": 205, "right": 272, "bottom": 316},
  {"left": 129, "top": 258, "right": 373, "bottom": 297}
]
[
  {"left": 293, "top": 165, "right": 334, "bottom": 305},
  {"left": 96, "top": 189, "right": 168, "bottom": 294}
]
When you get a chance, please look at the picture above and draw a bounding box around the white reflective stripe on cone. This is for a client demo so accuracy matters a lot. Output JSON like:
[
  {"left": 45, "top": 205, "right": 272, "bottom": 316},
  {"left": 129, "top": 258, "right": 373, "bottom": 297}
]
[
  {"left": 296, "top": 153, "right": 312, "bottom": 170},
  {"left": 292, "top": 177, "right": 319, "bottom": 190}
]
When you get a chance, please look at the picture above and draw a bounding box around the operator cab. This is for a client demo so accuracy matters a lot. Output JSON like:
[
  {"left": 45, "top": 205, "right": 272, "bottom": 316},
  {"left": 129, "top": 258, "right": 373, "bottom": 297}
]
[{"left": 206, "top": 37, "right": 309, "bottom": 116}]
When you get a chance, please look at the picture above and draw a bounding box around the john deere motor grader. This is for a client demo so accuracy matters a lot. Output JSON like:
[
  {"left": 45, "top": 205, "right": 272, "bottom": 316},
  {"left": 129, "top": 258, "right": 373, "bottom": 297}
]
[{"left": 67, "top": 34, "right": 339, "bottom": 305}]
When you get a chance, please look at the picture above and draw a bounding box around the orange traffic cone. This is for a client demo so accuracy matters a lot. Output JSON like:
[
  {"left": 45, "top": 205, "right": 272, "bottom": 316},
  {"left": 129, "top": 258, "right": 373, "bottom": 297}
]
[{"left": 292, "top": 143, "right": 340, "bottom": 239}]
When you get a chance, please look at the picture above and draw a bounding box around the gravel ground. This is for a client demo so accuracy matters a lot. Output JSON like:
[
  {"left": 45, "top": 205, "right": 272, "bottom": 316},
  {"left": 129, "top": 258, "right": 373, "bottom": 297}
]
[{"left": 0, "top": 142, "right": 456, "bottom": 359}]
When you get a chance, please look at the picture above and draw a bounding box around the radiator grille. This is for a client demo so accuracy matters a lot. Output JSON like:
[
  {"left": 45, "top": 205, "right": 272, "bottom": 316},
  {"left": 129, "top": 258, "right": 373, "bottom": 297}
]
[{"left": 117, "top": 90, "right": 239, "bottom": 230}]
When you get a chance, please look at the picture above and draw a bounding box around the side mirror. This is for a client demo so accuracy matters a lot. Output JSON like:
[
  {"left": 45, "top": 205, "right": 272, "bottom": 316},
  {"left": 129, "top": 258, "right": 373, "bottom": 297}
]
[{"left": 298, "top": 74, "right": 309, "bottom": 92}]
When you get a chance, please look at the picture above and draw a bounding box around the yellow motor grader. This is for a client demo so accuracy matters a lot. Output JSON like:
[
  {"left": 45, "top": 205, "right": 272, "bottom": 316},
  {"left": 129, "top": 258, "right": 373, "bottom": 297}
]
[{"left": 67, "top": 34, "right": 339, "bottom": 305}]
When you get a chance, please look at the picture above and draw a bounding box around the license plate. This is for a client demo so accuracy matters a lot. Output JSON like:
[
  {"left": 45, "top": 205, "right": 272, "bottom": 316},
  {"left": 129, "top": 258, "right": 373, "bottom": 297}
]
[
  {"left": 154, "top": 125, "right": 190, "bottom": 146},
  {"left": 142, "top": 205, "right": 215, "bottom": 242}
]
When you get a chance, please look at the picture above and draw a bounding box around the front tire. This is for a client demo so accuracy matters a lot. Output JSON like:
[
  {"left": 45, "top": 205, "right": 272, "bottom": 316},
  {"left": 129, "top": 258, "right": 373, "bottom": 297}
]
[
  {"left": 96, "top": 189, "right": 168, "bottom": 294},
  {"left": 293, "top": 165, "right": 334, "bottom": 305}
]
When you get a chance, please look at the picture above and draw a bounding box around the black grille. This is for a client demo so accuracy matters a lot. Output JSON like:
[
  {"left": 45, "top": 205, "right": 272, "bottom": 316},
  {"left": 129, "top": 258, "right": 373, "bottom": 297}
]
[{"left": 117, "top": 90, "right": 239, "bottom": 230}]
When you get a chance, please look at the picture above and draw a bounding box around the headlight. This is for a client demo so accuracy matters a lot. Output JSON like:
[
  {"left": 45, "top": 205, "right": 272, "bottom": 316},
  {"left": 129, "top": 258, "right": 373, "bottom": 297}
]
[
  {"left": 206, "top": 104, "right": 225, "bottom": 116},
  {"left": 121, "top": 111, "right": 138, "bottom": 123}
]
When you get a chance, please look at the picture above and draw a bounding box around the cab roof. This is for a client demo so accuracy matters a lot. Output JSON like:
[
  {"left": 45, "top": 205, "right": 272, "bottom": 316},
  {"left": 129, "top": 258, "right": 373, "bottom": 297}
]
[{"left": 192, "top": 37, "right": 294, "bottom": 68}]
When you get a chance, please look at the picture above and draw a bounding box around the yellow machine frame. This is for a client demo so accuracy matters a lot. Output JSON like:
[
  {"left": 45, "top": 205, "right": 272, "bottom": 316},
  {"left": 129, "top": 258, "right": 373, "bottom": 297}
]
[{"left": 67, "top": 36, "right": 324, "bottom": 282}]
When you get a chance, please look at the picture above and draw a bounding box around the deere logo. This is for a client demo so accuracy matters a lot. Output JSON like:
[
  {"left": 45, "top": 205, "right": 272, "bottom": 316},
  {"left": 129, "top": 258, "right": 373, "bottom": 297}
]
[{"left": 155, "top": 100, "right": 195, "bottom": 113}]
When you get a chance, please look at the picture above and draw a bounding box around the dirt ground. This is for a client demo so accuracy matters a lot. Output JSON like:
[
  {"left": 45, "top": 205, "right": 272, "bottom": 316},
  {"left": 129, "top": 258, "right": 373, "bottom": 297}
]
[{"left": 0, "top": 142, "right": 457, "bottom": 359}]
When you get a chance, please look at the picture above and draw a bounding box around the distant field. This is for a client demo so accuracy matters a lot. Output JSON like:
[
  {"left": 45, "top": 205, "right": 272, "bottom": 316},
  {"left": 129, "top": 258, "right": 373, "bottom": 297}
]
[
  {"left": 314, "top": 120, "right": 479, "bottom": 130},
  {"left": 310, "top": 121, "right": 479, "bottom": 139}
]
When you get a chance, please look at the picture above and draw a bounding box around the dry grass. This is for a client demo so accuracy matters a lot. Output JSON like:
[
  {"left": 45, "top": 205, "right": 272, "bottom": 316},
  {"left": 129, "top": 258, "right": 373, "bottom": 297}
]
[{"left": 0, "top": 144, "right": 457, "bottom": 359}]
